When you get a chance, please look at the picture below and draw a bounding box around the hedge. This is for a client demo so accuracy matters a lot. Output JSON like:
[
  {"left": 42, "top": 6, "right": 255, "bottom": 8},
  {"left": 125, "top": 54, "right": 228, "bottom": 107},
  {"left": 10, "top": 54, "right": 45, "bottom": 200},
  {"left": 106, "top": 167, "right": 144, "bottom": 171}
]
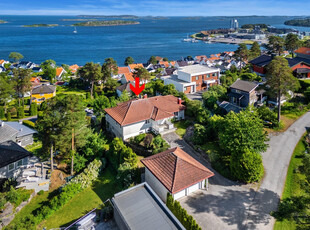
[
  {"left": 22, "top": 120, "right": 36, "bottom": 129},
  {"left": 166, "top": 193, "right": 202, "bottom": 230}
]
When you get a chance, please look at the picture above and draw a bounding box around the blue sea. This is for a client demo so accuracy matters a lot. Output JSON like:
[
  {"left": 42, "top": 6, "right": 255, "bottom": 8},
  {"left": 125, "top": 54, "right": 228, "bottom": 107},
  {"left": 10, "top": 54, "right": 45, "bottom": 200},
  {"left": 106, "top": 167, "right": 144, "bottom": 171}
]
[{"left": 0, "top": 15, "right": 309, "bottom": 66}]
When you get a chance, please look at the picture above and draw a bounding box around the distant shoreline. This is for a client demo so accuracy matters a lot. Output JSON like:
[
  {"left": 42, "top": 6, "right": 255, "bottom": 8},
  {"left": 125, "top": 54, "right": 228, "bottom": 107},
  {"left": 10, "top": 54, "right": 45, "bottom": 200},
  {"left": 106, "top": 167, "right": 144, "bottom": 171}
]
[
  {"left": 0, "top": 20, "right": 7, "bottom": 24},
  {"left": 72, "top": 20, "right": 140, "bottom": 27},
  {"left": 23, "top": 24, "right": 58, "bottom": 27}
]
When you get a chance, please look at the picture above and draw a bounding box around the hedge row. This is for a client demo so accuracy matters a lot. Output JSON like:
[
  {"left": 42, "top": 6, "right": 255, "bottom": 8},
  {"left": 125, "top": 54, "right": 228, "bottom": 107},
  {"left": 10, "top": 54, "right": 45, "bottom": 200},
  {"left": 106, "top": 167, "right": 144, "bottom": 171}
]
[{"left": 166, "top": 193, "right": 202, "bottom": 230}]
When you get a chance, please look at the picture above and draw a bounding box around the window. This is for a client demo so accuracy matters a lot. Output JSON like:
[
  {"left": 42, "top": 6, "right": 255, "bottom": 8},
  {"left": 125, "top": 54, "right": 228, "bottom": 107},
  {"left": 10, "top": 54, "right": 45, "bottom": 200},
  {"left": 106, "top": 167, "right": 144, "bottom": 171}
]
[
  {"left": 207, "top": 74, "right": 210, "bottom": 78},
  {"left": 17, "top": 160, "right": 23, "bottom": 167},
  {"left": 195, "top": 76, "right": 199, "bottom": 81},
  {"left": 145, "top": 120, "right": 150, "bottom": 124},
  {"left": 40, "top": 93, "right": 44, "bottom": 96},
  {"left": 8, "top": 163, "right": 15, "bottom": 171},
  {"left": 174, "top": 112, "right": 178, "bottom": 116},
  {"left": 235, "top": 90, "right": 240, "bottom": 93}
]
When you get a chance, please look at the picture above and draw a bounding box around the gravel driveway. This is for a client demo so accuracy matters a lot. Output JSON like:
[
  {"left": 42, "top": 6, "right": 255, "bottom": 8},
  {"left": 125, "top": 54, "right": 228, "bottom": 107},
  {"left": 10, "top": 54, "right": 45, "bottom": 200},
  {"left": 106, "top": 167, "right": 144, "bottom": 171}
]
[{"left": 163, "top": 112, "right": 310, "bottom": 230}]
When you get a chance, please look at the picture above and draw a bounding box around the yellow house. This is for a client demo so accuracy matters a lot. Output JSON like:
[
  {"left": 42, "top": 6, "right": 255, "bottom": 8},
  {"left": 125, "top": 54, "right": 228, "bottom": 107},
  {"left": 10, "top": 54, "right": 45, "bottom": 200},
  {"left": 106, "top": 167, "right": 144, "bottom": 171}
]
[{"left": 31, "top": 85, "right": 56, "bottom": 104}]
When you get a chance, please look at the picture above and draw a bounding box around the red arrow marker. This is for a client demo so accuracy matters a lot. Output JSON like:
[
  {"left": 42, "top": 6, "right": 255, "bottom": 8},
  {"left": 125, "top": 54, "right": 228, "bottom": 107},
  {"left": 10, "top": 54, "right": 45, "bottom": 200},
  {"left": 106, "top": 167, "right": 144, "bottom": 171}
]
[{"left": 130, "top": 77, "right": 145, "bottom": 96}]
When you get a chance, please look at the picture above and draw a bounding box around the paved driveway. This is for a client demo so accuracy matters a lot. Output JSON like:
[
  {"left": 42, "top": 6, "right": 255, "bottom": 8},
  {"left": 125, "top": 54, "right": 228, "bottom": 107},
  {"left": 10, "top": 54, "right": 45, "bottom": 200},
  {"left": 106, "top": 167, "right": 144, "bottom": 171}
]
[{"left": 163, "top": 112, "right": 310, "bottom": 230}]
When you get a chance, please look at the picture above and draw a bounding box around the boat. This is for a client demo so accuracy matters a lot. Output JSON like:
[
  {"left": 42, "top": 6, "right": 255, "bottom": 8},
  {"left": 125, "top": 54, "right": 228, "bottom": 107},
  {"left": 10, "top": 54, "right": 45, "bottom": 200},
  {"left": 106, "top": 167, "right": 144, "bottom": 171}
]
[
  {"left": 191, "top": 39, "right": 199, "bottom": 43},
  {"left": 182, "top": 34, "right": 192, "bottom": 42},
  {"left": 73, "top": 27, "right": 77, "bottom": 34}
]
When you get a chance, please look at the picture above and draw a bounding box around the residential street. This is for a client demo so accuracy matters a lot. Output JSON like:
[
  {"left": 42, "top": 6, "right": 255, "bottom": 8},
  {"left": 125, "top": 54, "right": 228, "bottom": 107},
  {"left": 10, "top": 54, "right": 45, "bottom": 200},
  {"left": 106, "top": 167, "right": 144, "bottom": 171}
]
[{"left": 163, "top": 111, "right": 310, "bottom": 230}]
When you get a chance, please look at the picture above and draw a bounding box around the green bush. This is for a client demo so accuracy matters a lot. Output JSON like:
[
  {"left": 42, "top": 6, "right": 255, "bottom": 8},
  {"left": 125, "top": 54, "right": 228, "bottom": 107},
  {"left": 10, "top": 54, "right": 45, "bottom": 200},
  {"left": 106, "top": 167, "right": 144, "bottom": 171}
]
[
  {"left": 30, "top": 102, "right": 38, "bottom": 116},
  {"left": 6, "top": 111, "right": 11, "bottom": 121},
  {"left": 17, "top": 107, "right": 25, "bottom": 119},
  {"left": 134, "top": 133, "right": 146, "bottom": 144},
  {"left": 166, "top": 193, "right": 202, "bottom": 230},
  {"left": 151, "top": 135, "right": 169, "bottom": 154},
  {"left": 192, "top": 124, "right": 207, "bottom": 145},
  {"left": 230, "top": 149, "right": 264, "bottom": 183},
  {"left": 6, "top": 186, "right": 31, "bottom": 207},
  {"left": 37, "top": 190, "right": 44, "bottom": 195},
  {"left": 23, "top": 120, "right": 35, "bottom": 129},
  {"left": 257, "top": 106, "right": 279, "bottom": 127},
  {"left": 0, "top": 106, "right": 5, "bottom": 119}
]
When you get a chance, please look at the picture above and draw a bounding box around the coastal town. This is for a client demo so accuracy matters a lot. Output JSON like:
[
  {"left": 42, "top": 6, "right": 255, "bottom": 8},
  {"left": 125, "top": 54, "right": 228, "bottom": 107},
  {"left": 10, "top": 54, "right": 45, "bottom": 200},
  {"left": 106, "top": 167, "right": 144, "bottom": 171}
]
[{"left": 1, "top": 10, "right": 310, "bottom": 230}]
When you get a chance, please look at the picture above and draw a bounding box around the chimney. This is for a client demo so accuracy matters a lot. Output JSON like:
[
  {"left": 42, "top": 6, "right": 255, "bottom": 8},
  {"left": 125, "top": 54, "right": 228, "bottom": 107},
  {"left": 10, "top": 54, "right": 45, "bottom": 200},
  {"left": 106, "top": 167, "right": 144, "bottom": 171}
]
[
  {"left": 0, "top": 121, "right": 4, "bottom": 127},
  {"left": 178, "top": 98, "right": 182, "bottom": 105},
  {"left": 143, "top": 94, "right": 147, "bottom": 99}
]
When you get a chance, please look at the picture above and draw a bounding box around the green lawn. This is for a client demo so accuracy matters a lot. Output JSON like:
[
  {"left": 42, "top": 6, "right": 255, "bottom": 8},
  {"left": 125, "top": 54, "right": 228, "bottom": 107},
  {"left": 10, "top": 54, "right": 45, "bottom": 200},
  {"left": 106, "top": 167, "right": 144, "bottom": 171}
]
[
  {"left": 56, "top": 86, "right": 87, "bottom": 97},
  {"left": 41, "top": 166, "right": 121, "bottom": 229},
  {"left": 173, "top": 120, "right": 189, "bottom": 138},
  {"left": 5, "top": 191, "right": 50, "bottom": 230},
  {"left": 274, "top": 133, "right": 307, "bottom": 230}
]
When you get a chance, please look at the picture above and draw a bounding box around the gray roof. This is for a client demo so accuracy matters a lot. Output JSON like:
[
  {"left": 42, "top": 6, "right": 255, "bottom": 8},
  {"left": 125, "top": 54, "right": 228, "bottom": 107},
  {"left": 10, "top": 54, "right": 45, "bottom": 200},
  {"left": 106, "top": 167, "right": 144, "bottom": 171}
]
[
  {"left": 219, "top": 101, "right": 243, "bottom": 114},
  {"left": 112, "top": 183, "right": 185, "bottom": 230},
  {"left": 0, "top": 141, "right": 32, "bottom": 168},
  {"left": 116, "top": 82, "right": 132, "bottom": 92},
  {"left": 32, "top": 85, "right": 56, "bottom": 94},
  {"left": 0, "top": 121, "right": 37, "bottom": 143},
  {"left": 178, "top": 64, "right": 219, "bottom": 75},
  {"left": 230, "top": 79, "right": 258, "bottom": 92}
]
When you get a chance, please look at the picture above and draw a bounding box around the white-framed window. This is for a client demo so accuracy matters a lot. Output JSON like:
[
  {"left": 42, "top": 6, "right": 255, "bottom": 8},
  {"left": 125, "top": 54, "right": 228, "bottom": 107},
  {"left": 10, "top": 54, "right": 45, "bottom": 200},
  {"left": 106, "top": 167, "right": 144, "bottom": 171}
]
[
  {"left": 8, "top": 163, "right": 15, "bottom": 171},
  {"left": 17, "top": 159, "right": 23, "bottom": 167},
  {"left": 40, "top": 93, "right": 44, "bottom": 96},
  {"left": 174, "top": 112, "right": 178, "bottom": 116},
  {"left": 195, "top": 76, "right": 199, "bottom": 80},
  {"left": 235, "top": 90, "right": 240, "bottom": 93}
]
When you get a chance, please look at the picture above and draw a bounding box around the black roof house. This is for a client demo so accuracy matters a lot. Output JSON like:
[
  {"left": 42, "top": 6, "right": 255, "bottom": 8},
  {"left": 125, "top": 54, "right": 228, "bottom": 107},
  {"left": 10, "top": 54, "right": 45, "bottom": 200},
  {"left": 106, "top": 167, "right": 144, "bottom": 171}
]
[{"left": 0, "top": 141, "right": 32, "bottom": 168}]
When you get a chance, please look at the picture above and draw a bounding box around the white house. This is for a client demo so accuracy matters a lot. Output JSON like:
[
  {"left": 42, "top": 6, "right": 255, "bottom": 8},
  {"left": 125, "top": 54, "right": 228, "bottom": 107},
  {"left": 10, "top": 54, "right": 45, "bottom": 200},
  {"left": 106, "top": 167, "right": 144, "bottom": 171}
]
[
  {"left": 104, "top": 95, "right": 185, "bottom": 140},
  {"left": 162, "top": 64, "right": 220, "bottom": 94},
  {"left": 141, "top": 147, "right": 214, "bottom": 202}
]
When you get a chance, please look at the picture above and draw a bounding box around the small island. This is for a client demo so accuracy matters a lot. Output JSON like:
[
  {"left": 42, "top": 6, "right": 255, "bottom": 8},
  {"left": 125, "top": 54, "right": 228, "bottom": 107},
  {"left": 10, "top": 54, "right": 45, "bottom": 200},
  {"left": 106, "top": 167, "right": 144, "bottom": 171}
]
[
  {"left": 73, "top": 20, "right": 140, "bottom": 27},
  {"left": 284, "top": 18, "right": 310, "bottom": 27},
  {"left": 23, "top": 24, "right": 58, "bottom": 27},
  {"left": 0, "top": 20, "right": 7, "bottom": 24},
  {"left": 62, "top": 19, "right": 97, "bottom": 21},
  {"left": 77, "top": 15, "right": 139, "bottom": 19}
]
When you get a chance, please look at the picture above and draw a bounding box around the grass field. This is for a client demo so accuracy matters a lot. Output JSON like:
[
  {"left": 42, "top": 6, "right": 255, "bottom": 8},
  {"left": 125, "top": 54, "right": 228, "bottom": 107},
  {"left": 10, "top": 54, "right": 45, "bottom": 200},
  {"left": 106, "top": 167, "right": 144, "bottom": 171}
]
[
  {"left": 173, "top": 120, "right": 189, "bottom": 138},
  {"left": 274, "top": 133, "right": 307, "bottom": 230},
  {"left": 41, "top": 166, "right": 121, "bottom": 229}
]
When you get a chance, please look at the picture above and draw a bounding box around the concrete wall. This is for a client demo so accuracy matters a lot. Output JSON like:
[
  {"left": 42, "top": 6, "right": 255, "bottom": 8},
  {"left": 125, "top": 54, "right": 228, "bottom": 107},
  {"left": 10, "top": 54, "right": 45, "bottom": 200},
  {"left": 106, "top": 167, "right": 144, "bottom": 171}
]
[
  {"left": 145, "top": 168, "right": 169, "bottom": 202},
  {"left": 163, "top": 77, "right": 185, "bottom": 93},
  {"left": 0, "top": 157, "right": 29, "bottom": 178},
  {"left": 177, "top": 71, "right": 191, "bottom": 82},
  {"left": 113, "top": 202, "right": 130, "bottom": 230},
  {"left": 106, "top": 114, "right": 123, "bottom": 138}
]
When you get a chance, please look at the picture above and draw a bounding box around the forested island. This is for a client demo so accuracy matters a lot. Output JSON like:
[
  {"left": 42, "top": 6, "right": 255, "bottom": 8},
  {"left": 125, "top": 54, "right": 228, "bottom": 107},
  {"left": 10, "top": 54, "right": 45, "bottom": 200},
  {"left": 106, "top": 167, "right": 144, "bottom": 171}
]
[
  {"left": 77, "top": 15, "right": 139, "bottom": 19},
  {"left": 62, "top": 19, "right": 97, "bottom": 21},
  {"left": 23, "top": 24, "right": 58, "bottom": 27},
  {"left": 284, "top": 18, "right": 310, "bottom": 27},
  {"left": 73, "top": 20, "right": 140, "bottom": 26},
  {"left": 241, "top": 24, "right": 269, "bottom": 29},
  {"left": 0, "top": 20, "right": 7, "bottom": 24}
]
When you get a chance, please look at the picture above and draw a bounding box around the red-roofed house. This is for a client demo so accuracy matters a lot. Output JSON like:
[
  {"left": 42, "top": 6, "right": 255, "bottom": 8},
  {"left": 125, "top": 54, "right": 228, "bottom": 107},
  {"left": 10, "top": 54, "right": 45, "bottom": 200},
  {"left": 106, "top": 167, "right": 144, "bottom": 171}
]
[
  {"left": 141, "top": 147, "right": 214, "bottom": 201},
  {"left": 295, "top": 47, "right": 310, "bottom": 60},
  {"left": 128, "top": 63, "right": 144, "bottom": 72},
  {"left": 56, "top": 67, "right": 66, "bottom": 80},
  {"left": 0, "top": 60, "right": 9, "bottom": 67},
  {"left": 104, "top": 95, "right": 185, "bottom": 139},
  {"left": 69, "top": 64, "right": 79, "bottom": 74}
]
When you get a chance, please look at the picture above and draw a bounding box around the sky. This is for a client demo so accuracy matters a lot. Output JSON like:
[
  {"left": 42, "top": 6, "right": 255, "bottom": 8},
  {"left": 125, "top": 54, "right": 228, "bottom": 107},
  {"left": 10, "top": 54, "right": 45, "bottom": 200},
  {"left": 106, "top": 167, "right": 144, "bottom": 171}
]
[{"left": 0, "top": 0, "right": 310, "bottom": 16}]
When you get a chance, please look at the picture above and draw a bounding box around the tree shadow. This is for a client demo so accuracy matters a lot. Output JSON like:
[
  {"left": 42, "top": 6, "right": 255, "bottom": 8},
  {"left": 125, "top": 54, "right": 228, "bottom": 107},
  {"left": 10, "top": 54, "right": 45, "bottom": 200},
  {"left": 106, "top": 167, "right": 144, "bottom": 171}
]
[{"left": 181, "top": 188, "right": 279, "bottom": 230}]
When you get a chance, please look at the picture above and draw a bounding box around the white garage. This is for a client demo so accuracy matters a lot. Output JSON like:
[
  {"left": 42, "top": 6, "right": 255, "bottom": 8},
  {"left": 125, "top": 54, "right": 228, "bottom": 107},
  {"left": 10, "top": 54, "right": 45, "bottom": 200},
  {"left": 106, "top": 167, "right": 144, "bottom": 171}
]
[{"left": 141, "top": 147, "right": 214, "bottom": 202}]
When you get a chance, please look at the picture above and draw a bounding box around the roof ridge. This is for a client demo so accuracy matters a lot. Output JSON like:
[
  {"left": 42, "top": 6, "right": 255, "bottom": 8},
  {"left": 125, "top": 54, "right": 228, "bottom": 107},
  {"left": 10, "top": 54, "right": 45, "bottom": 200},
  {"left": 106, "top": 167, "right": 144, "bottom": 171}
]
[{"left": 170, "top": 153, "right": 179, "bottom": 192}]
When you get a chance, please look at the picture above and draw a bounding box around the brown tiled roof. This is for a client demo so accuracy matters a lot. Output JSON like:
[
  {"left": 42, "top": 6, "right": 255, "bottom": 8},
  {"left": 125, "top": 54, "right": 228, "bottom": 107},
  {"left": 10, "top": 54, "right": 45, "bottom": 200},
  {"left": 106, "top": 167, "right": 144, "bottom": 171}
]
[
  {"left": 104, "top": 95, "right": 185, "bottom": 126},
  {"left": 123, "top": 72, "right": 134, "bottom": 82},
  {"left": 118, "top": 66, "right": 130, "bottom": 75},
  {"left": 295, "top": 47, "right": 310, "bottom": 55},
  {"left": 141, "top": 147, "right": 214, "bottom": 194}
]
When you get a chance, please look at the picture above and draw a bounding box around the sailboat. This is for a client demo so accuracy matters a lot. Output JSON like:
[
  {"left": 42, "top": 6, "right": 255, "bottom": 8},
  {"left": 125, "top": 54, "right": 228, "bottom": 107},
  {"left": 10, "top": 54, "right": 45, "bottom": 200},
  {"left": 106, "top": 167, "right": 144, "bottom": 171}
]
[{"left": 73, "top": 27, "right": 77, "bottom": 34}]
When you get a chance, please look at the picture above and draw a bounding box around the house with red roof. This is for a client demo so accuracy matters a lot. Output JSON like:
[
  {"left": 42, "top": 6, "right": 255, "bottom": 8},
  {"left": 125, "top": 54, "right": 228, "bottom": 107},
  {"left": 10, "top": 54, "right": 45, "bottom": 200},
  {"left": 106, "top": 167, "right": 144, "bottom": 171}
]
[
  {"left": 69, "top": 64, "right": 79, "bottom": 74},
  {"left": 141, "top": 147, "right": 214, "bottom": 201},
  {"left": 128, "top": 63, "right": 144, "bottom": 72},
  {"left": 56, "top": 67, "right": 66, "bottom": 80},
  {"left": 104, "top": 95, "right": 185, "bottom": 140}
]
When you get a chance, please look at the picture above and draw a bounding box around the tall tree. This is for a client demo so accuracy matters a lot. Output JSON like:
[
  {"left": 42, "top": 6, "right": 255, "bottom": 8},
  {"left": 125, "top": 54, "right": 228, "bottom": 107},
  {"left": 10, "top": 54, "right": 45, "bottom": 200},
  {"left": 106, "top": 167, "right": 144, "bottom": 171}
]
[
  {"left": 249, "top": 41, "right": 261, "bottom": 59},
  {"left": 102, "top": 57, "right": 118, "bottom": 81},
  {"left": 12, "top": 68, "right": 32, "bottom": 106},
  {"left": 148, "top": 56, "right": 157, "bottom": 65},
  {"left": 266, "top": 56, "right": 300, "bottom": 122},
  {"left": 285, "top": 33, "right": 300, "bottom": 58},
  {"left": 54, "top": 95, "right": 90, "bottom": 175},
  {"left": 234, "top": 43, "right": 249, "bottom": 66},
  {"left": 265, "top": 36, "right": 285, "bottom": 56},
  {"left": 36, "top": 98, "right": 61, "bottom": 173},
  {"left": 41, "top": 60, "right": 56, "bottom": 83},
  {"left": 9, "top": 52, "right": 24, "bottom": 62},
  {"left": 124, "top": 56, "right": 135, "bottom": 66},
  {"left": 78, "top": 62, "right": 103, "bottom": 99},
  {"left": 134, "top": 67, "right": 151, "bottom": 84},
  {"left": 0, "top": 74, "right": 14, "bottom": 113}
]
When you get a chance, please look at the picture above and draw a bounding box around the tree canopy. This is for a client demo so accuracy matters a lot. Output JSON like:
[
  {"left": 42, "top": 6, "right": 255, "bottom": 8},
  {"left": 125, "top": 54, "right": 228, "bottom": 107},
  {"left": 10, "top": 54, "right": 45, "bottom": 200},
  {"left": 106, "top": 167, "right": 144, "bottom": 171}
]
[
  {"left": 124, "top": 56, "right": 135, "bottom": 66},
  {"left": 102, "top": 57, "right": 118, "bottom": 81},
  {"left": 285, "top": 33, "right": 300, "bottom": 58},
  {"left": 12, "top": 68, "right": 32, "bottom": 106},
  {"left": 9, "top": 52, "right": 24, "bottom": 62},
  {"left": 265, "top": 36, "right": 285, "bottom": 56}
]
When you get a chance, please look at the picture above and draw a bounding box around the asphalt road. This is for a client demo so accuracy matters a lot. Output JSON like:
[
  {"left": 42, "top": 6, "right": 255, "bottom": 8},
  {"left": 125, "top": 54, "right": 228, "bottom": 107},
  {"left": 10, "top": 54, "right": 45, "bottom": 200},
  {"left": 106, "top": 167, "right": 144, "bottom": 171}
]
[{"left": 163, "top": 112, "right": 310, "bottom": 230}]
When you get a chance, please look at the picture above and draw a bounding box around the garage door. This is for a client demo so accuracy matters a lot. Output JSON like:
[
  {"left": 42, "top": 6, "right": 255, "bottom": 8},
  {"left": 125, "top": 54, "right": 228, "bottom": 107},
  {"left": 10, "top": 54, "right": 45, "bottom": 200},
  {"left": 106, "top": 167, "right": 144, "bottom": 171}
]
[
  {"left": 187, "top": 182, "right": 200, "bottom": 195},
  {"left": 173, "top": 189, "right": 186, "bottom": 200}
]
